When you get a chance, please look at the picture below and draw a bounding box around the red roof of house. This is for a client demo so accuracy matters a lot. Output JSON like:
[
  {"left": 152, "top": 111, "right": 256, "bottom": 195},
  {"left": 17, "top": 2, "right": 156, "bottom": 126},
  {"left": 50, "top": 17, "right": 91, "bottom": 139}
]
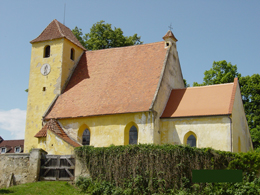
[
  {"left": 161, "top": 78, "right": 238, "bottom": 118},
  {"left": 35, "top": 119, "right": 81, "bottom": 147},
  {"left": 46, "top": 41, "right": 167, "bottom": 119},
  {"left": 0, "top": 139, "right": 24, "bottom": 154},
  {"left": 30, "top": 19, "right": 86, "bottom": 50}
]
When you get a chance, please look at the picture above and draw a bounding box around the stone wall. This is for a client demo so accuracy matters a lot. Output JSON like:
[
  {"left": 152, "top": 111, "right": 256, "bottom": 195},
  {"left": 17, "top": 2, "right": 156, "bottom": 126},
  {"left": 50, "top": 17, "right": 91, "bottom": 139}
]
[{"left": 0, "top": 149, "right": 47, "bottom": 188}]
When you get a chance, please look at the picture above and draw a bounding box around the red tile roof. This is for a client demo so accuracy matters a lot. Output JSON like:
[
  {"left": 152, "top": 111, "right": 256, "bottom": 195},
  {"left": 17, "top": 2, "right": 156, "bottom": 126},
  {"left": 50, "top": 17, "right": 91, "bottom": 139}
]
[
  {"left": 163, "top": 30, "right": 178, "bottom": 42},
  {"left": 46, "top": 41, "right": 167, "bottom": 119},
  {"left": 30, "top": 19, "right": 86, "bottom": 50},
  {"left": 161, "top": 79, "right": 238, "bottom": 118},
  {"left": 0, "top": 139, "right": 24, "bottom": 154},
  {"left": 35, "top": 119, "right": 81, "bottom": 147}
]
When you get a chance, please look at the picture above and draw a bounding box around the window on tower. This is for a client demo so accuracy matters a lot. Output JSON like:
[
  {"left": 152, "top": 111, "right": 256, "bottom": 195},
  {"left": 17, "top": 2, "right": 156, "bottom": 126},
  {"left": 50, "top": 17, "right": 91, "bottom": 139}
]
[
  {"left": 70, "top": 48, "right": 75, "bottom": 61},
  {"left": 44, "top": 45, "right": 50, "bottom": 58}
]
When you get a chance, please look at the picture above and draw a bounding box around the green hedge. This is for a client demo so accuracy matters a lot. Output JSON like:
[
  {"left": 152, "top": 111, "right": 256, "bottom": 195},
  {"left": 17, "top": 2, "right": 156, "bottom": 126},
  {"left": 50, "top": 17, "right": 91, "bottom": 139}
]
[{"left": 75, "top": 144, "right": 260, "bottom": 194}]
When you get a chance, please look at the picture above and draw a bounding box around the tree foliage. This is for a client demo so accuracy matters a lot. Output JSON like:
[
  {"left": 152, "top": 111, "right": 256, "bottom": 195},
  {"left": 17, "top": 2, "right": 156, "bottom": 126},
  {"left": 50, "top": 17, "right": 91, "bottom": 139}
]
[
  {"left": 240, "top": 74, "right": 260, "bottom": 148},
  {"left": 71, "top": 26, "right": 85, "bottom": 47},
  {"left": 193, "top": 60, "right": 241, "bottom": 86},
  {"left": 72, "top": 21, "right": 143, "bottom": 50}
]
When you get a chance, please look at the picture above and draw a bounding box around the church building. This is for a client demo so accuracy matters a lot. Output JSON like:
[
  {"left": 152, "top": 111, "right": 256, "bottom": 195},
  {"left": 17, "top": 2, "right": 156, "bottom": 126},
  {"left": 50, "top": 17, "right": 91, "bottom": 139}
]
[{"left": 24, "top": 19, "right": 253, "bottom": 154}]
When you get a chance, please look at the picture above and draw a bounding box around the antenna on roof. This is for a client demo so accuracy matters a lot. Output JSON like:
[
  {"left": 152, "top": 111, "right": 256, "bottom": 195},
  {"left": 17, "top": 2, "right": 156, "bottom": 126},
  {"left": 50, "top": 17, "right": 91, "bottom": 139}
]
[
  {"left": 63, "top": 3, "right": 66, "bottom": 25},
  {"left": 168, "top": 23, "right": 173, "bottom": 31}
]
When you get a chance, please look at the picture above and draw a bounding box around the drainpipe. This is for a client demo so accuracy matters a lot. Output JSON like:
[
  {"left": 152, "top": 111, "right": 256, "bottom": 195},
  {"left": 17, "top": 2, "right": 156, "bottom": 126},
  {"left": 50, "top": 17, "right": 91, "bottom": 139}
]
[{"left": 228, "top": 115, "right": 232, "bottom": 152}]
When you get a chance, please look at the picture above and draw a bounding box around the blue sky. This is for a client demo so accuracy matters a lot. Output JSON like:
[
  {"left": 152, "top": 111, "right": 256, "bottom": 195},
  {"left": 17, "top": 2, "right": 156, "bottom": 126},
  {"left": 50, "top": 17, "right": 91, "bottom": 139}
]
[{"left": 0, "top": 0, "right": 259, "bottom": 140}]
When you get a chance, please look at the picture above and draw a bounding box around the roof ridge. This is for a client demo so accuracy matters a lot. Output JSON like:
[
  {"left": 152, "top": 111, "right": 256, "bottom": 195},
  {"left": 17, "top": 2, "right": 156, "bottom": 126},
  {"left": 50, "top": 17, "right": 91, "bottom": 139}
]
[
  {"left": 185, "top": 82, "right": 234, "bottom": 89},
  {"left": 228, "top": 78, "right": 238, "bottom": 114},
  {"left": 86, "top": 41, "right": 164, "bottom": 53},
  {"left": 54, "top": 19, "right": 65, "bottom": 37}
]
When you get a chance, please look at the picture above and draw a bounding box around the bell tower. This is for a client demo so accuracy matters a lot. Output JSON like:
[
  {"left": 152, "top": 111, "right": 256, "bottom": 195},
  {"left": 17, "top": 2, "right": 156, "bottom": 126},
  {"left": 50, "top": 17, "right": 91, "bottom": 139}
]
[{"left": 24, "top": 19, "right": 86, "bottom": 152}]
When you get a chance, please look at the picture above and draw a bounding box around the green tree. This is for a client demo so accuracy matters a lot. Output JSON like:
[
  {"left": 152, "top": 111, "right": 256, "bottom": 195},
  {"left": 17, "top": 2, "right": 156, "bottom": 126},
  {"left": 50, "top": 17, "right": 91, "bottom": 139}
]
[
  {"left": 183, "top": 79, "right": 190, "bottom": 87},
  {"left": 72, "top": 26, "right": 86, "bottom": 48},
  {"left": 72, "top": 21, "right": 143, "bottom": 50},
  {"left": 240, "top": 74, "right": 260, "bottom": 148},
  {"left": 193, "top": 60, "right": 241, "bottom": 86}
]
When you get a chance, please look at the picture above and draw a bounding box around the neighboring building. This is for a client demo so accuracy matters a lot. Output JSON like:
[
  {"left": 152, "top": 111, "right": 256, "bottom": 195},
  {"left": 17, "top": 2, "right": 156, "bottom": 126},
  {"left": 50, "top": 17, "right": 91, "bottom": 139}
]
[
  {"left": 24, "top": 19, "right": 252, "bottom": 155},
  {"left": 0, "top": 137, "right": 24, "bottom": 154}
]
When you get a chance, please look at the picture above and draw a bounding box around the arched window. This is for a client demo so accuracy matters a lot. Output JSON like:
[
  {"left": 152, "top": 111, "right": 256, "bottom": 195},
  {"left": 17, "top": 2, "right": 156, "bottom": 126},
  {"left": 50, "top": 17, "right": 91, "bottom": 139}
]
[
  {"left": 82, "top": 128, "right": 90, "bottom": 145},
  {"left": 184, "top": 131, "right": 197, "bottom": 147},
  {"left": 44, "top": 45, "right": 50, "bottom": 58},
  {"left": 70, "top": 48, "right": 75, "bottom": 60},
  {"left": 129, "top": 125, "right": 138, "bottom": 145},
  {"left": 187, "top": 135, "right": 196, "bottom": 147}
]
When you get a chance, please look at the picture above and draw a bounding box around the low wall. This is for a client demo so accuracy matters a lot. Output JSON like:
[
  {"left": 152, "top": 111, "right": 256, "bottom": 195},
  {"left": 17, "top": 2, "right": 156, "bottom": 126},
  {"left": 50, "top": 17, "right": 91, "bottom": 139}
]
[
  {"left": 75, "top": 155, "right": 90, "bottom": 181},
  {"left": 0, "top": 149, "right": 47, "bottom": 188}
]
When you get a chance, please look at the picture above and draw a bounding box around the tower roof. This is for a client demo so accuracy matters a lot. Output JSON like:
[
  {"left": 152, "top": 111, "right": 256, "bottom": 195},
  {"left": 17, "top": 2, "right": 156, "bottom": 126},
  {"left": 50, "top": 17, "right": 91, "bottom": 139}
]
[
  {"left": 30, "top": 19, "right": 86, "bottom": 50},
  {"left": 163, "top": 30, "right": 178, "bottom": 42}
]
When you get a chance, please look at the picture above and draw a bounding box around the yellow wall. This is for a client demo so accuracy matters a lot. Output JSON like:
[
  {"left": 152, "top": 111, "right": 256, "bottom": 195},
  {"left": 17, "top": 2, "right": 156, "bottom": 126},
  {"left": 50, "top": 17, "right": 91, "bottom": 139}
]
[
  {"left": 37, "top": 130, "right": 75, "bottom": 155},
  {"left": 151, "top": 40, "right": 185, "bottom": 145},
  {"left": 24, "top": 38, "right": 84, "bottom": 152},
  {"left": 59, "top": 112, "right": 153, "bottom": 147},
  {"left": 231, "top": 83, "right": 253, "bottom": 152},
  {"left": 160, "top": 116, "right": 232, "bottom": 151}
]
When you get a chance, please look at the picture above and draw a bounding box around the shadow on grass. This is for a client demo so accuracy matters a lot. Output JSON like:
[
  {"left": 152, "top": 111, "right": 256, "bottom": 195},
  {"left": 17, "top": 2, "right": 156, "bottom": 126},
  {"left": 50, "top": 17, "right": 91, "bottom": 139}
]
[{"left": 0, "top": 188, "right": 14, "bottom": 194}]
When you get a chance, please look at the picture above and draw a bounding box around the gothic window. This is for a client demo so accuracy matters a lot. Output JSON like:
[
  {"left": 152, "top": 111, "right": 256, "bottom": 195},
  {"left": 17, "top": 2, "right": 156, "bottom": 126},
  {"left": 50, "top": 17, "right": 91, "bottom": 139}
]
[
  {"left": 70, "top": 48, "right": 75, "bottom": 60},
  {"left": 187, "top": 135, "right": 196, "bottom": 147},
  {"left": 129, "top": 125, "right": 138, "bottom": 145},
  {"left": 82, "top": 128, "right": 90, "bottom": 145},
  {"left": 44, "top": 45, "right": 50, "bottom": 58}
]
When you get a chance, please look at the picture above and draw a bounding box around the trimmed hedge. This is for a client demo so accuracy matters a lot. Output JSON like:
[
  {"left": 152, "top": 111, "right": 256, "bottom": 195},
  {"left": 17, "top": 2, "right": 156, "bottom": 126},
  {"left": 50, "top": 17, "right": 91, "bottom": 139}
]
[{"left": 75, "top": 144, "right": 260, "bottom": 194}]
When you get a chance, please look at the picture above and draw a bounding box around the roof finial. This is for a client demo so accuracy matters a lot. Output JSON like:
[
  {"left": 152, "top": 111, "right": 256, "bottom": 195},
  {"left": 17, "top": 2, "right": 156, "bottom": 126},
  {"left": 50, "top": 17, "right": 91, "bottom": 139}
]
[
  {"left": 63, "top": 3, "right": 66, "bottom": 25},
  {"left": 168, "top": 23, "right": 173, "bottom": 31}
]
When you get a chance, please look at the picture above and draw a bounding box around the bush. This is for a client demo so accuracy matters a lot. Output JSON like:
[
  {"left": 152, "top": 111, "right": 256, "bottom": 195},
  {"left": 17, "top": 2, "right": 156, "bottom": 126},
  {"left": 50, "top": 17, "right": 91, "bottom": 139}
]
[{"left": 75, "top": 144, "right": 260, "bottom": 194}]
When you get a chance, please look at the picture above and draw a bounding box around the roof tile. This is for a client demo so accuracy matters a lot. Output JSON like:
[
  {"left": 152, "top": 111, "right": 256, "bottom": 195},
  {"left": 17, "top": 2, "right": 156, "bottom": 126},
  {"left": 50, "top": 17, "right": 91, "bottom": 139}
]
[
  {"left": 30, "top": 19, "right": 86, "bottom": 50},
  {"left": 0, "top": 140, "right": 24, "bottom": 153},
  {"left": 161, "top": 81, "right": 236, "bottom": 118},
  {"left": 46, "top": 41, "right": 167, "bottom": 119},
  {"left": 34, "top": 119, "right": 81, "bottom": 147}
]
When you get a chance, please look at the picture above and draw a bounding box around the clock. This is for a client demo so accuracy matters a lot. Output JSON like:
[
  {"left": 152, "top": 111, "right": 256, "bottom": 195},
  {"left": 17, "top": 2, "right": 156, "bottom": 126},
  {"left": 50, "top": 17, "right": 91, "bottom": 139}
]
[{"left": 41, "top": 63, "right": 51, "bottom": 76}]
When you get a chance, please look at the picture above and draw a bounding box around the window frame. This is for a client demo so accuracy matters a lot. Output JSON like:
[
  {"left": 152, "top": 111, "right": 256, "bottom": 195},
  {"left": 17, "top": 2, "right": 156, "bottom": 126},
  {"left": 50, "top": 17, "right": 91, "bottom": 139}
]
[
  {"left": 183, "top": 131, "right": 197, "bottom": 147},
  {"left": 124, "top": 122, "right": 139, "bottom": 145},
  {"left": 15, "top": 146, "right": 21, "bottom": 153},
  {"left": 1, "top": 147, "right": 6, "bottom": 154},
  {"left": 44, "top": 45, "right": 50, "bottom": 58},
  {"left": 82, "top": 128, "right": 91, "bottom": 146},
  {"left": 70, "top": 48, "right": 75, "bottom": 61}
]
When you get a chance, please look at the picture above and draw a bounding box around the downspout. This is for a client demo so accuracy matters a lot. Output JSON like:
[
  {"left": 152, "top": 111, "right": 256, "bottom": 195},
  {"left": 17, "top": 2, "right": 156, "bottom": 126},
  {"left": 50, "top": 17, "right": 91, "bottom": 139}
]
[{"left": 228, "top": 115, "right": 232, "bottom": 152}]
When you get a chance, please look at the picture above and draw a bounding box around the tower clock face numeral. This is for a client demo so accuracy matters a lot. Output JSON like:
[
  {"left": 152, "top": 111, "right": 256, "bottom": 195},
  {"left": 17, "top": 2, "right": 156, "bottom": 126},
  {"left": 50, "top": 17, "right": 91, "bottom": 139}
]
[{"left": 41, "top": 63, "right": 51, "bottom": 76}]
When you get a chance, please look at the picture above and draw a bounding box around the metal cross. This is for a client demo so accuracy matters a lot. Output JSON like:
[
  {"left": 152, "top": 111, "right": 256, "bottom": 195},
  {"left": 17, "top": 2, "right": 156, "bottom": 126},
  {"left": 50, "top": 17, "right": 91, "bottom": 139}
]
[{"left": 168, "top": 23, "right": 173, "bottom": 31}]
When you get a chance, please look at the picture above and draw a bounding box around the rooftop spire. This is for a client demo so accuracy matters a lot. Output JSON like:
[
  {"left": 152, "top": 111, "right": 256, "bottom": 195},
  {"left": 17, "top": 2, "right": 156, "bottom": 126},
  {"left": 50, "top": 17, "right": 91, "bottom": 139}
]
[{"left": 163, "top": 30, "right": 178, "bottom": 42}]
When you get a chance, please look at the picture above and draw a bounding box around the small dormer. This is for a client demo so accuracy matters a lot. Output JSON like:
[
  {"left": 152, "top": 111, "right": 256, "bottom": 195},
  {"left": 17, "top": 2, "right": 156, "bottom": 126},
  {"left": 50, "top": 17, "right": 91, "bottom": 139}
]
[
  {"left": 163, "top": 30, "right": 178, "bottom": 48},
  {"left": 15, "top": 146, "right": 22, "bottom": 153},
  {"left": 1, "top": 147, "right": 6, "bottom": 154}
]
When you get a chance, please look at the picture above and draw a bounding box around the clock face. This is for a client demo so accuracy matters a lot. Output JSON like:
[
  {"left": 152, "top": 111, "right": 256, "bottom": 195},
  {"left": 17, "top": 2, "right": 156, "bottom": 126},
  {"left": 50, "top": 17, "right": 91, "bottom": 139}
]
[{"left": 41, "top": 63, "right": 51, "bottom": 76}]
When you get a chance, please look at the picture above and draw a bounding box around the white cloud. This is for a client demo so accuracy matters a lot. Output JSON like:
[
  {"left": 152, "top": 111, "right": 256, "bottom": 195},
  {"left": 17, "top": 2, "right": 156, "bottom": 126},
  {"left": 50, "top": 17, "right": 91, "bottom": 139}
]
[{"left": 0, "top": 109, "right": 26, "bottom": 139}]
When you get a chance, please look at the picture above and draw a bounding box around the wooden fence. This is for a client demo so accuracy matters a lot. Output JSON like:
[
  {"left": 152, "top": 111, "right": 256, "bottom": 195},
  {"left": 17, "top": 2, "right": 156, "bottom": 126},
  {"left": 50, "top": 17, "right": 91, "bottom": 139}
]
[{"left": 39, "top": 155, "right": 75, "bottom": 181}]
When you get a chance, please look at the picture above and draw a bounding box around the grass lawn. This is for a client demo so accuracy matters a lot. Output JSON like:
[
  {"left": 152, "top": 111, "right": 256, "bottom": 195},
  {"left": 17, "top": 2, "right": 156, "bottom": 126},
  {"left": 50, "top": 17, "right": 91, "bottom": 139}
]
[{"left": 0, "top": 181, "right": 84, "bottom": 195}]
